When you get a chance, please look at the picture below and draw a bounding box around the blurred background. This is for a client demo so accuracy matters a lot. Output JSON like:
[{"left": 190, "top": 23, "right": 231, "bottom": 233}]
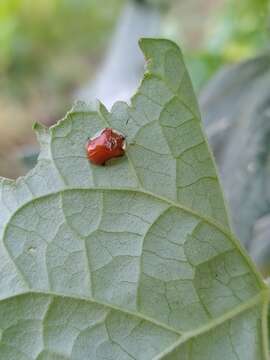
[{"left": 0, "top": 0, "right": 270, "bottom": 275}]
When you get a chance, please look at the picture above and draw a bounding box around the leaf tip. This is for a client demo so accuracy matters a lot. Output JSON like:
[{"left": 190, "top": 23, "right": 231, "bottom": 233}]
[
  {"left": 139, "top": 37, "right": 182, "bottom": 77},
  {"left": 139, "top": 37, "right": 181, "bottom": 55}
]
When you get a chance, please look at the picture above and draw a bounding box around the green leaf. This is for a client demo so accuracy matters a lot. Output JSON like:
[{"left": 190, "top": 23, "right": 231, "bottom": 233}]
[{"left": 0, "top": 38, "right": 269, "bottom": 359}]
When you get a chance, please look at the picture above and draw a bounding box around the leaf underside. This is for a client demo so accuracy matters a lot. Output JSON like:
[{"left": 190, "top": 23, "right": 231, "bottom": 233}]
[{"left": 0, "top": 39, "right": 268, "bottom": 360}]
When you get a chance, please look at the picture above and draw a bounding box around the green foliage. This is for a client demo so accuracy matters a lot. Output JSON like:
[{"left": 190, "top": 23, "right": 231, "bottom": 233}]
[
  {"left": 0, "top": 0, "right": 122, "bottom": 74},
  {"left": 186, "top": 0, "right": 270, "bottom": 91},
  {"left": 208, "top": 0, "right": 269, "bottom": 59},
  {"left": 0, "top": 39, "right": 269, "bottom": 358}
]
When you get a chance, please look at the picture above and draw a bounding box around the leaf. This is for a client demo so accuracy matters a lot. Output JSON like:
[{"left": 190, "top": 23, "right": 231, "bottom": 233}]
[
  {"left": 200, "top": 54, "right": 270, "bottom": 273},
  {"left": 0, "top": 38, "right": 269, "bottom": 359}
]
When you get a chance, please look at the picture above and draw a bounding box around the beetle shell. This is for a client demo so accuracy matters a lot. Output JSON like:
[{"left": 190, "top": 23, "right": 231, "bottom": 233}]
[{"left": 86, "top": 128, "right": 126, "bottom": 165}]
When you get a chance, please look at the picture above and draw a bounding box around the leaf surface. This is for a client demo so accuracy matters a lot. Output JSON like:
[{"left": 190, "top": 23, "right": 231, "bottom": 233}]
[{"left": 0, "top": 39, "right": 269, "bottom": 359}]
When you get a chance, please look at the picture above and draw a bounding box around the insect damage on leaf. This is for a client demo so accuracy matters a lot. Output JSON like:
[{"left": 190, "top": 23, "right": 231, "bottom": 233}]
[{"left": 0, "top": 38, "right": 269, "bottom": 360}]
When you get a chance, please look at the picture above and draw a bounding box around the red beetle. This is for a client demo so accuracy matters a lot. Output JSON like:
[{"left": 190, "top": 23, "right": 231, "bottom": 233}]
[{"left": 86, "top": 128, "right": 126, "bottom": 165}]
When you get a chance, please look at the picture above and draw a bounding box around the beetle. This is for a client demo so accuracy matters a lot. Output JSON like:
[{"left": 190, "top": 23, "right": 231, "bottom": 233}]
[{"left": 86, "top": 128, "right": 126, "bottom": 165}]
